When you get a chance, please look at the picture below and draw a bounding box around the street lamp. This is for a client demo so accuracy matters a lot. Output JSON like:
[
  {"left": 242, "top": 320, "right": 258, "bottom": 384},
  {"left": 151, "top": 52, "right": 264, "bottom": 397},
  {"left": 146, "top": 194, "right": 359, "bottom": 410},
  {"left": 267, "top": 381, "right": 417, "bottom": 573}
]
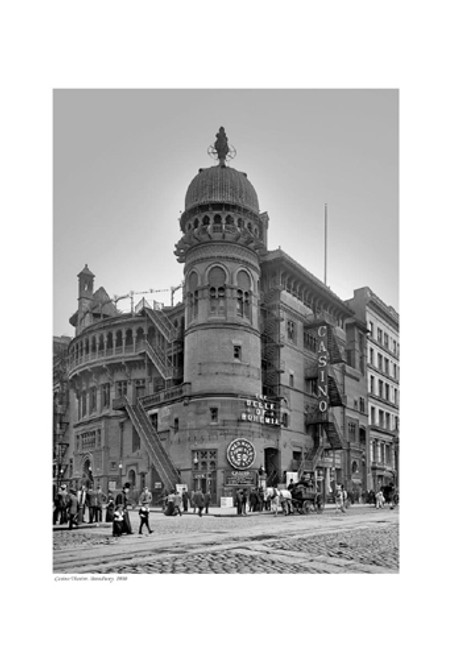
[{"left": 118, "top": 463, "right": 123, "bottom": 489}]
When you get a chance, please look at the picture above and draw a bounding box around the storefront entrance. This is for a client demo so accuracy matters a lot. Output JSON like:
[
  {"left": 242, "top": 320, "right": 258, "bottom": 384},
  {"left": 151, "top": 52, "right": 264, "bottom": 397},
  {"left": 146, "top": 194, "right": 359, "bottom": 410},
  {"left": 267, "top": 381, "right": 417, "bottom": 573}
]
[{"left": 264, "top": 448, "right": 280, "bottom": 486}]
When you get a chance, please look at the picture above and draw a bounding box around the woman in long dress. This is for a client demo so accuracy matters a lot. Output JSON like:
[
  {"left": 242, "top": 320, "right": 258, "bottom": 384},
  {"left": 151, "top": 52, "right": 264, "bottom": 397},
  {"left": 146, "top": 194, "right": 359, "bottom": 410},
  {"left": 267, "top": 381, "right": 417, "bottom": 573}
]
[
  {"left": 115, "top": 483, "right": 133, "bottom": 534},
  {"left": 105, "top": 491, "right": 115, "bottom": 522}
]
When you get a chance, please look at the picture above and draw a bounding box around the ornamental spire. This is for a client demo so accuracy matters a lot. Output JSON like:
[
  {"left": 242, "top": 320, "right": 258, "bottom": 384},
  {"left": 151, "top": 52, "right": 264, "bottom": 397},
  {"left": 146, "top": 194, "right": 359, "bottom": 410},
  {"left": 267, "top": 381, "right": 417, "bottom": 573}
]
[{"left": 208, "top": 127, "right": 236, "bottom": 166}]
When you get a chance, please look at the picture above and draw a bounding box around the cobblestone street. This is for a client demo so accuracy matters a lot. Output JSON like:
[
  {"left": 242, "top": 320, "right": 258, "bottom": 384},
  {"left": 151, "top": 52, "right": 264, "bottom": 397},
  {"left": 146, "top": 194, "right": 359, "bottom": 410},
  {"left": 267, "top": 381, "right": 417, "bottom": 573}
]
[{"left": 53, "top": 506, "right": 399, "bottom": 574}]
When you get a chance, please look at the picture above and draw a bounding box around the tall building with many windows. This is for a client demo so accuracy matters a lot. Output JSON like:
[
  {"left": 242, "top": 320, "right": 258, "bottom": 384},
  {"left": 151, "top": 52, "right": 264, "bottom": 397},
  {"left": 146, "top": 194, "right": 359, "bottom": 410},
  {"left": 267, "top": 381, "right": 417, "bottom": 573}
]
[
  {"left": 346, "top": 287, "right": 399, "bottom": 490},
  {"left": 63, "top": 129, "right": 379, "bottom": 504}
]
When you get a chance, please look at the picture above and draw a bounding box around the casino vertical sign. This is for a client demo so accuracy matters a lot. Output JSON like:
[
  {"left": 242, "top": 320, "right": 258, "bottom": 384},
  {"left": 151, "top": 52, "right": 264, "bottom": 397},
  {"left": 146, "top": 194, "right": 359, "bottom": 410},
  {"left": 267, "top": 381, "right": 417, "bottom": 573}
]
[{"left": 317, "top": 325, "right": 328, "bottom": 418}]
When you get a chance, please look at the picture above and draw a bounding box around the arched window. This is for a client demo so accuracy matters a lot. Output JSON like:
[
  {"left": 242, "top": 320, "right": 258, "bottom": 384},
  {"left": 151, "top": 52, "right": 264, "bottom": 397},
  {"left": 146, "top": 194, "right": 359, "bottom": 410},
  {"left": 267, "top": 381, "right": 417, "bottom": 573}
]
[
  {"left": 98, "top": 335, "right": 105, "bottom": 353},
  {"left": 193, "top": 218, "right": 199, "bottom": 229},
  {"left": 106, "top": 332, "right": 113, "bottom": 350},
  {"left": 115, "top": 330, "right": 123, "bottom": 349},
  {"left": 188, "top": 271, "right": 199, "bottom": 320},
  {"left": 225, "top": 215, "right": 234, "bottom": 226},
  {"left": 208, "top": 266, "right": 226, "bottom": 315},
  {"left": 125, "top": 329, "right": 133, "bottom": 350},
  {"left": 136, "top": 327, "right": 144, "bottom": 348},
  {"left": 237, "top": 270, "right": 252, "bottom": 320},
  {"left": 202, "top": 215, "right": 210, "bottom": 226}
]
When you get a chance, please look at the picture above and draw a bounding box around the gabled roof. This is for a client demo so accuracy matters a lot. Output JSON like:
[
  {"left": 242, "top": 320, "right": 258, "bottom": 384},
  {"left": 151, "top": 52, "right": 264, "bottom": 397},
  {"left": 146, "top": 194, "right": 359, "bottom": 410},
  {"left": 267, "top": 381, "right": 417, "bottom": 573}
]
[{"left": 69, "top": 286, "right": 120, "bottom": 327}]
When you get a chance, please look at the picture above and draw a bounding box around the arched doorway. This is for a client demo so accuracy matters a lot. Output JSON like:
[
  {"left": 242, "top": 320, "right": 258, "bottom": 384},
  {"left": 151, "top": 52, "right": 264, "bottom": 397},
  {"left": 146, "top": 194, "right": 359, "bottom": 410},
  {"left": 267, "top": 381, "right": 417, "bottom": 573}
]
[
  {"left": 264, "top": 448, "right": 280, "bottom": 486},
  {"left": 82, "top": 458, "right": 94, "bottom": 487},
  {"left": 128, "top": 469, "right": 136, "bottom": 489}
]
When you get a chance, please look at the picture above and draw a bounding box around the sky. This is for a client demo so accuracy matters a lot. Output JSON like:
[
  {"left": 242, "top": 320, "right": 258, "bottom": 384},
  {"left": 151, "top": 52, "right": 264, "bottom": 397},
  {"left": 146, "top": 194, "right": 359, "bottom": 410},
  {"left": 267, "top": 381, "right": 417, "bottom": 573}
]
[{"left": 53, "top": 89, "right": 398, "bottom": 336}]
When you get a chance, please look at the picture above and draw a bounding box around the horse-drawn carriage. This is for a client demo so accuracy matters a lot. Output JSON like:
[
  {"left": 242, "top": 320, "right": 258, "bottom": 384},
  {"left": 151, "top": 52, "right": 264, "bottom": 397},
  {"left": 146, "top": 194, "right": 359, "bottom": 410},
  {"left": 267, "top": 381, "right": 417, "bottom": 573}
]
[
  {"left": 266, "top": 481, "right": 324, "bottom": 515},
  {"left": 289, "top": 481, "right": 324, "bottom": 514}
]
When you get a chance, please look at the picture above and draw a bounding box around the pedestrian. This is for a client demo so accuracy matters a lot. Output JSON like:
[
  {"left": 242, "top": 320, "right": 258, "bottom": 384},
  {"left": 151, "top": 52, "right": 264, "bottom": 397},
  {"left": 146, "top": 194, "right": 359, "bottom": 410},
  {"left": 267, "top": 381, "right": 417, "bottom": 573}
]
[
  {"left": 165, "top": 490, "right": 176, "bottom": 516},
  {"left": 77, "top": 484, "right": 87, "bottom": 524},
  {"left": 182, "top": 488, "right": 189, "bottom": 513},
  {"left": 93, "top": 485, "right": 106, "bottom": 522},
  {"left": 138, "top": 504, "right": 153, "bottom": 535},
  {"left": 335, "top": 485, "right": 346, "bottom": 513},
  {"left": 342, "top": 486, "right": 349, "bottom": 509},
  {"left": 287, "top": 478, "right": 295, "bottom": 493},
  {"left": 174, "top": 490, "right": 183, "bottom": 516},
  {"left": 271, "top": 488, "right": 280, "bottom": 516},
  {"left": 204, "top": 491, "right": 211, "bottom": 514},
  {"left": 68, "top": 488, "right": 79, "bottom": 530},
  {"left": 87, "top": 486, "right": 95, "bottom": 523},
  {"left": 112, "top": 506, "right": 124, "bottom": 537},
  {"left": 115, "top": 483, "right": 133, "bottom": 534},
  {"left": 242, "top": 490, "right": 248, "bottom": 515},
  {"left": 376, "top": 489, "right": 385, "bottom": 509},
  {"left": 139, "top": 486, "right": 153, "bottom": 507},
  {"left": 105, "top": 491, "right": 115, "bottom": 522},
  {"left": 193, "top": 489, "right": 205, "bottom": 517},
  {"left": 54, "top": 484, "right": 69, "bottom": 525},
  {"left": 235, "top": 489, "right": 243, "bottom": 516}
]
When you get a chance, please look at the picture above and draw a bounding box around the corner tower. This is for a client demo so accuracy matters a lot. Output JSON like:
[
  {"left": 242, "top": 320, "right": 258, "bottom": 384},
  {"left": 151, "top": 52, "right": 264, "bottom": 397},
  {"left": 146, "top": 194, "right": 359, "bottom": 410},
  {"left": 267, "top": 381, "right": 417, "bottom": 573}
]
[
  {"left": 174, "top": 128, "right": 267, "bottom": 396},
  {"left": 76, "top": 264, "right": 95, "bottom": 334}
]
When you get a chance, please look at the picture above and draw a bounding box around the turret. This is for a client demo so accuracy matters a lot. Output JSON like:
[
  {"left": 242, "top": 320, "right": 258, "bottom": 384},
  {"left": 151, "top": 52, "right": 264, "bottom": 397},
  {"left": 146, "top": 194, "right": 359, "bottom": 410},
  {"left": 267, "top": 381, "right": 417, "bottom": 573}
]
[
  {"left": 76, "top": 264, "right": 95, "bottom": 333},
  {"left": 175, "top": 129, "right": 266, "bottom": 396}
]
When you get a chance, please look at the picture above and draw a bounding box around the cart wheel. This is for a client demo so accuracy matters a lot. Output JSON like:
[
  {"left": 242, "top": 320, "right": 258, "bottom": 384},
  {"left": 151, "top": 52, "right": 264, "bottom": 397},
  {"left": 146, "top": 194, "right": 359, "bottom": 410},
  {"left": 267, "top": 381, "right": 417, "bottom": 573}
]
[{"left": 302, "top": 500, "right": 313, "bottom": 514}]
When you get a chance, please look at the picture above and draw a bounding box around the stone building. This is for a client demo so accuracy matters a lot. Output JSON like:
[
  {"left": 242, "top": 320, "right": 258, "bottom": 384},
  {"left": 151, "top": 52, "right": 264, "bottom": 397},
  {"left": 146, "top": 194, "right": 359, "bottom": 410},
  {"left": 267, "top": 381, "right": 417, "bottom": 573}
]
[
  {"left": 346, "top": 287, "right": 399, "bottom": 490},
  {"left": 64, "top": 128, "right": 375, "bottom": 504},
  {"left": 53, "top": 335, "right": 71, "bottom": 494}
]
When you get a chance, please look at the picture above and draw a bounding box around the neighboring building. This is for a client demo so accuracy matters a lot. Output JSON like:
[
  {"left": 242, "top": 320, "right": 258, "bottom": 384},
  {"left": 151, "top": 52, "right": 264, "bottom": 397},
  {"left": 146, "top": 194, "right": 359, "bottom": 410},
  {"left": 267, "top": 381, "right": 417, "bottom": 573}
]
[
  {"left": 347, "top": 287, "right": 399, "bottom": 490},
  {"left": 64, "top": 128, "right": 376, "bottom": 503},
  {"left": 53, "top": 335, "right": 71, "bottom": 494}
]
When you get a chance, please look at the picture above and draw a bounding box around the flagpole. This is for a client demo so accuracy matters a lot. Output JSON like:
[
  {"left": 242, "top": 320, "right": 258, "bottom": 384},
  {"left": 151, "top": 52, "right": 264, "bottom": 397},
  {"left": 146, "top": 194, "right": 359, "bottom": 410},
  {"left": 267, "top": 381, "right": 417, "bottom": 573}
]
[{"left": 324, "top": 203, "right": 328, "bottom": 285}]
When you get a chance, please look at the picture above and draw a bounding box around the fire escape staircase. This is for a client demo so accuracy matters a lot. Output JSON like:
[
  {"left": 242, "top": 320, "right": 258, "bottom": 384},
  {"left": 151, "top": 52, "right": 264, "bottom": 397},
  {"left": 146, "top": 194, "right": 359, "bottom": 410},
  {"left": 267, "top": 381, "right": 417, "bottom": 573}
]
[
  {"left": 297, "top": 444, "right": 324, "bottom": 480},
  {"left": 144, "top": 307, "right": 176, "bottom": 343},
  {"left": 138, "top": 307, "right": 180, "bottom": 382},
  {"left": 306, "top": 410, "right": 344, "bottom": 450},
  {"left": 260, "top": 287, "right": 284, "bottom": 395},
  {"left": 117, "top": 396, "right": 180, "bottom": 491}
]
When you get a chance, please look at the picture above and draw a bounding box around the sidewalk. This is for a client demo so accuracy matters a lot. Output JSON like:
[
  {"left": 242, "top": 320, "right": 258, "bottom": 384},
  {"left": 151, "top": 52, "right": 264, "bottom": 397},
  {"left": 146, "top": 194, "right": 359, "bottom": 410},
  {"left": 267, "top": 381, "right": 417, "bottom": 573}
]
[{"left": 53, "top": 502, "right": 373, "bottom": 529}]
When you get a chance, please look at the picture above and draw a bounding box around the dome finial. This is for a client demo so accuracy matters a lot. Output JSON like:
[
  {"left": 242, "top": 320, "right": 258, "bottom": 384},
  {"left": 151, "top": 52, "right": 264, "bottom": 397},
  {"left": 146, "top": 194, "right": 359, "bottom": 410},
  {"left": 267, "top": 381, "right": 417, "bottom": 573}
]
[{"left": 214, "top": 127, "right": 230, "bottom": 166}]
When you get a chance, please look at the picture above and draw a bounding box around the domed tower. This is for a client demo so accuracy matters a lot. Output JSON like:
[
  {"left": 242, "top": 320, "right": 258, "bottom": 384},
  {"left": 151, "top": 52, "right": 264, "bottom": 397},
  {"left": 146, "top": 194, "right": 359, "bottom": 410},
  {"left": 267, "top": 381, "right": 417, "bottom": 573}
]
[{"left": 174, "top": 128, "right": 267, "bottom": 397}]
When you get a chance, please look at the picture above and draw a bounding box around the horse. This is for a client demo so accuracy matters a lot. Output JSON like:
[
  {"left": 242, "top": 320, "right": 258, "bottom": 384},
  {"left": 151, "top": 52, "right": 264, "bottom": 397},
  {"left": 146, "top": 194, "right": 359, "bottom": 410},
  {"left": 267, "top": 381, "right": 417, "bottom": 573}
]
[{"left": 265, "top": 487, "right": 294, "bottom": 515}]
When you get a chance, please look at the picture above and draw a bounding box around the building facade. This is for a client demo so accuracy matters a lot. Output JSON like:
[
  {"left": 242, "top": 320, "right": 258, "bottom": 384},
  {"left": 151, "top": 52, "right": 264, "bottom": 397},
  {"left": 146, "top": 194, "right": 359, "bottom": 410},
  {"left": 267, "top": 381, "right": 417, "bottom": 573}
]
[
  {"left": 60, "top": 129, "right": 389, "bottom": 504},
  {"left": 53, "top": 335, "right": 71, "bottom": 495},
  {"left": 347, "top": 287, "right": 399, "bottom": 490}
]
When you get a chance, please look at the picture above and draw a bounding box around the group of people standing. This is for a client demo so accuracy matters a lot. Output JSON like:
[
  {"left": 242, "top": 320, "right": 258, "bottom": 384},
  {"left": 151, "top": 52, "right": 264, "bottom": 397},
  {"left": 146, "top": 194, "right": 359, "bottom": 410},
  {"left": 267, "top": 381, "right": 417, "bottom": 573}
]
[{"left": 53, "top": 484, "right": 107, "bottom": 529}]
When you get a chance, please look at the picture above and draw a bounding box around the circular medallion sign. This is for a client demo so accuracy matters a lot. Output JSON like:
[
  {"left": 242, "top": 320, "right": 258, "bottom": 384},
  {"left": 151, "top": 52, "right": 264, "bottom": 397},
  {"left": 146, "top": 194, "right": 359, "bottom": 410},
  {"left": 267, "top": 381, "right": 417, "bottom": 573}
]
[{"left": 227, "top": 438, "right": 256, "bottom": 470}]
